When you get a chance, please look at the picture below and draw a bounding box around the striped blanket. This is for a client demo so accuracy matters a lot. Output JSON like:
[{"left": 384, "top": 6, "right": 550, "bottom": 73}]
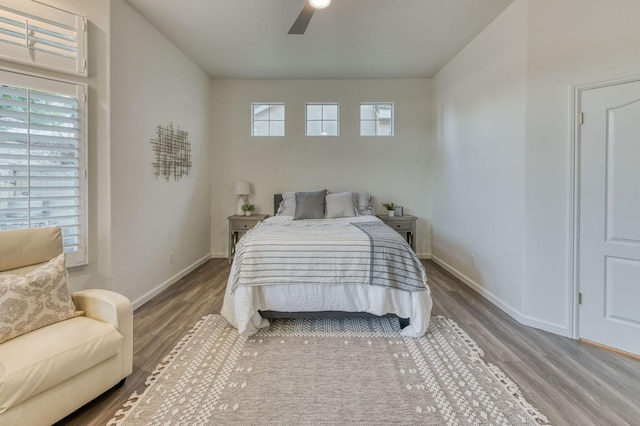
[{"left": 231, "top": 216, "right": 427, "bottom": 293}]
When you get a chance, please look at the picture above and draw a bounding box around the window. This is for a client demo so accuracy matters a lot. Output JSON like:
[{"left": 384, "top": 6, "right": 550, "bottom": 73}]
[
  {"left": 252, "top": 103, "right": 285, "bottom": 136},
  {"left": 360, "top": 103, "right": 394, "bottom": 136},
  {"left": 0, "top": 69, "right": 87, "bottom": 266},
  {"left": 0, "top": 1, "right": 87, "bottom": 76},
  {"left": 306, "top": 103, "right": 339, "bottom": 136}
]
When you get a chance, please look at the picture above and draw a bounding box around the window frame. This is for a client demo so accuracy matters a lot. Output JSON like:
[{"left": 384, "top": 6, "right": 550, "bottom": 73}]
[
  {"left": 251, "top": 103, "right": 285, "bottom": 137},
  {"left": 305, "top": 103, "right": 340, "bottom": 137},
  {"left": 0, "top": 67, "right": 88, "bottom": 267},
  {"left": 360, "top": 102, "right": 394, "bottom": 137}
]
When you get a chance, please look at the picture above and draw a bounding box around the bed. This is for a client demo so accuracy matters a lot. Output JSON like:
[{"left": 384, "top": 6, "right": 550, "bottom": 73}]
[{"left": 220, "top": 191, "right": 432, "bottom": 337}]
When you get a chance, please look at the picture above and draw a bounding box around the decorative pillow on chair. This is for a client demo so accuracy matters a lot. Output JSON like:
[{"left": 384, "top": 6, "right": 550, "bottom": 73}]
[
  {"left": 0, "top": 253, "right": 80, "bottom": 344},
  {"left": 294, "top": 190, "right": 327, "bottom": 220},
  {"left": 326, "top": 191, "right": 357, "bottom": 219}
]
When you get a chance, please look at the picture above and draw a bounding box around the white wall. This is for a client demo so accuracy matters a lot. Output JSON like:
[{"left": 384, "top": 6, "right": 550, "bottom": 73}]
[
  {"left": 210, "top": 79, "right": 431, "bottom": 257},
  {"left": 522, "top": 0, "right": 640, "bottom": 332},
  {"left": 109, "top": 0, "right": 211, "bottom": 306},
  {"left": 431, "top": 1, "right": 528, "bottom": 317},
  {"left": 432, "top": 0, "right": 640, "bottom": 336}
]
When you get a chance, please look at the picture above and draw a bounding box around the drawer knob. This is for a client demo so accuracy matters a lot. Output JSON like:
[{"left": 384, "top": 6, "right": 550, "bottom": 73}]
[
  {"left": 396, "top": 224, "right": 401, "bottom": 228},
  {"left": 243, "top": 224, "right": 248, "bottom": 228}
]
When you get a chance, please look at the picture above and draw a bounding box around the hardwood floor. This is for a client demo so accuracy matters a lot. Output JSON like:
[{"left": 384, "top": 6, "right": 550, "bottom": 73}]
[{"left": 57, "top": 259, "right": 640, "bottom": 426}]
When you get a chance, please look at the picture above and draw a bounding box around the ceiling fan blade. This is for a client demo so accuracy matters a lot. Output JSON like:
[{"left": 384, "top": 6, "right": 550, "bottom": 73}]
[{"left": 288, "top": 2, "right": 315, "bottom": 35}]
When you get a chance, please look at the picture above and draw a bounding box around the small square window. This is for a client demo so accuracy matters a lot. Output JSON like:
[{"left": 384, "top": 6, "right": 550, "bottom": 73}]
[
  {"left": 306, "top": 103, "right": 339, "bottom": 136},
  {"left": 360, "top": 103, "right": 393, "bottom": 136},
  {"left": 252, "top": 103, "right": 285, "bottom": 136}
]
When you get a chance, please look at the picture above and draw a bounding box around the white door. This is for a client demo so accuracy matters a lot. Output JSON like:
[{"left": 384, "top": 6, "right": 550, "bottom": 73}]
[{"left": 579, "top": 79, "right": 640, "bottom": 355}]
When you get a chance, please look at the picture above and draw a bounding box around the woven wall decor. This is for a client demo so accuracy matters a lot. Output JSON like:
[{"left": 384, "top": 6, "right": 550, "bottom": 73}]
[{"left": 150, "top": 123, "right": 192, "bottom": 181}]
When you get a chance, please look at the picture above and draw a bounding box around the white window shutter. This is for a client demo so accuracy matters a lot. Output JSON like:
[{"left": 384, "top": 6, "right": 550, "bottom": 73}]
[
  {"left": 0, "top": 1, "right": 87, "bottom": 76},
  {"left": 0, "top": 69, "right": 88, "bottom": 266}
]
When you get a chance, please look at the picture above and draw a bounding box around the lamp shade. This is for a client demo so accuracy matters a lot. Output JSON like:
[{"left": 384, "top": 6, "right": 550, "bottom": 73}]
[{"left": 233, "top": 181, "right": 251, "bottom": 196}]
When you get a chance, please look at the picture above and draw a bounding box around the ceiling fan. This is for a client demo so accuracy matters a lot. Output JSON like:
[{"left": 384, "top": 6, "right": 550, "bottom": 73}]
[{"left": 288, "top": 0, "right": 331, "bottom": 35}]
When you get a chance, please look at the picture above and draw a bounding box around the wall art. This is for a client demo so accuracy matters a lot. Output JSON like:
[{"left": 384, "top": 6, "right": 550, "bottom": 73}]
[{"left": 150, "top": 123, "right": 191, "bottom": 181}]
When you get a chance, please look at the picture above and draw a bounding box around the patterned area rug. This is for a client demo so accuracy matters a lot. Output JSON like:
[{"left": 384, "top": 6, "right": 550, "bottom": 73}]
[{"left": 108, "top": 315, "right": 550, "bottom": 425}]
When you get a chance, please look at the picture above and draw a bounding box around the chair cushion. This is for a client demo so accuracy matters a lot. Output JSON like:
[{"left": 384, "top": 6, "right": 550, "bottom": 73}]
[
  {"left": 0, "top": 227, "right": 62, "bottom": 272},
  {"left": 0, "top": 254, "right": 79, "bottom": 344},
  {"left": 0, "top": 316, "right": 123, "bottom": 414}
]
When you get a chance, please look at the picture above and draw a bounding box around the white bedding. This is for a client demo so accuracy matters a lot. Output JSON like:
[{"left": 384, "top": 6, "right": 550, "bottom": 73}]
[{"left": 221, "top": 215, "right": 433, "bottom": 337}]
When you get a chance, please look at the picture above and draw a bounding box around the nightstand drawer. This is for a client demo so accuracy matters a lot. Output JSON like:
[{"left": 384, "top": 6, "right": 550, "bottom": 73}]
[
  {"left": 388, "top": 221, "right": 412, "bottom": 231},
  {"left": 231, "top": 220, "right": 259, "bottom": 230}
]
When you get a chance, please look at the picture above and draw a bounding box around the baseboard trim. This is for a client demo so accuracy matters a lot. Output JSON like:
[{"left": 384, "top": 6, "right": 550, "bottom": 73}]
[
  {"left": 132, "top": 254, "right": 211, "bottom": 310},
  {"left": 519, "top": 314, "right": 569, "bottom": 336},
  {"left": 430, "top": 255, "right": 568, "bottom": 336},
  {"left": 580, "top": 338, "right": 640, "bottom": 360},
  {"left": 417, "top": 253, "right": 432, "bottom": 260},
  {"left": 210, "top": 252, "right": 228, "bottom": 259},
  {"left": 430, "top": 255, "right": 523, "bottom": 322}
]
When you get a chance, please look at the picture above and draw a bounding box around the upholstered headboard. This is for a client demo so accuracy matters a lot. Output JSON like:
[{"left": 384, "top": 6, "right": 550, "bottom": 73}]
[{"left": 274, "top": 194, "right": 283, "bottom": 215}]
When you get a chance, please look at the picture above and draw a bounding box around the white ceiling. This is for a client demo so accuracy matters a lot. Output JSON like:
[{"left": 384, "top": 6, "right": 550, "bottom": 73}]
[{"left": 124, "top": 0, "right": 515, "bottom": 79}]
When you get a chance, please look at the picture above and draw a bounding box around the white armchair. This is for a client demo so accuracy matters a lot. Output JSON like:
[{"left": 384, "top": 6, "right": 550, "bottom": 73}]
[{"left": 0, "top": 227, "right": 133, "bottom": 426}]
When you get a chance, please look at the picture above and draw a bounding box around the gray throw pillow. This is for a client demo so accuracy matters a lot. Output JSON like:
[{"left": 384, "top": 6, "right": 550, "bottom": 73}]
[
  {"left": 294, "top": 190, "right": 327, "bottom": 220},
  {"left": 326, "top": 192, "right": 357, "bottom": 219}
]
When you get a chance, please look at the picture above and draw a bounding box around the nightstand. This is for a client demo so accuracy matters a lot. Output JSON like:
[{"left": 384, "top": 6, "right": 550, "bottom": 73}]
[
  {"left": 228, "top": 214, "right": 269, "bottom": 264},
  {"left": 377, "top": 215, "right": 417, "bottom": 251}
]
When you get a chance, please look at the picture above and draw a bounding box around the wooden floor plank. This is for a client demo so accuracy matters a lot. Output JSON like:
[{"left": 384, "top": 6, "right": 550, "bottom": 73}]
[{"left": 56, "top": 259, "right": 640, "bottom": 426}]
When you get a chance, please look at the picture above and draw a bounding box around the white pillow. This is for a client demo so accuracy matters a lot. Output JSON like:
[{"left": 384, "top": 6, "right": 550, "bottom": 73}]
[
  {"left": 276, "top": 191, "right": 296, "bottom": 216},
  {"left": 0, "top": 254, "right": 80, "bottom": 344},
  {"left": 326, "top": 192, "right": 357, "bottom": 219},
  {"left": 354, "top": 192, "right": 374, "bottom": 215}
]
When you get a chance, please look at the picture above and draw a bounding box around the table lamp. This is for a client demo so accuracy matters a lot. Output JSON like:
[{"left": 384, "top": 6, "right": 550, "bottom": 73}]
[{"left": 233, "top": 181, "right": 251, "bottom": 215}]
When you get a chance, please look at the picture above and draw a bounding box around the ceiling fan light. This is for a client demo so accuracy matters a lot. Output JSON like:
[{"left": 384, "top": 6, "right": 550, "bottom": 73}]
[{"left": 309, "top": 0, "right": 330, "bottom": 9}]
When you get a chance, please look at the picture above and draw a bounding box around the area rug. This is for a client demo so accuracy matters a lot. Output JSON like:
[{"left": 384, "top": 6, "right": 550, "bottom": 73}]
[{"left": 108, "top": 315, "right": 550, "bottom": 425}]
